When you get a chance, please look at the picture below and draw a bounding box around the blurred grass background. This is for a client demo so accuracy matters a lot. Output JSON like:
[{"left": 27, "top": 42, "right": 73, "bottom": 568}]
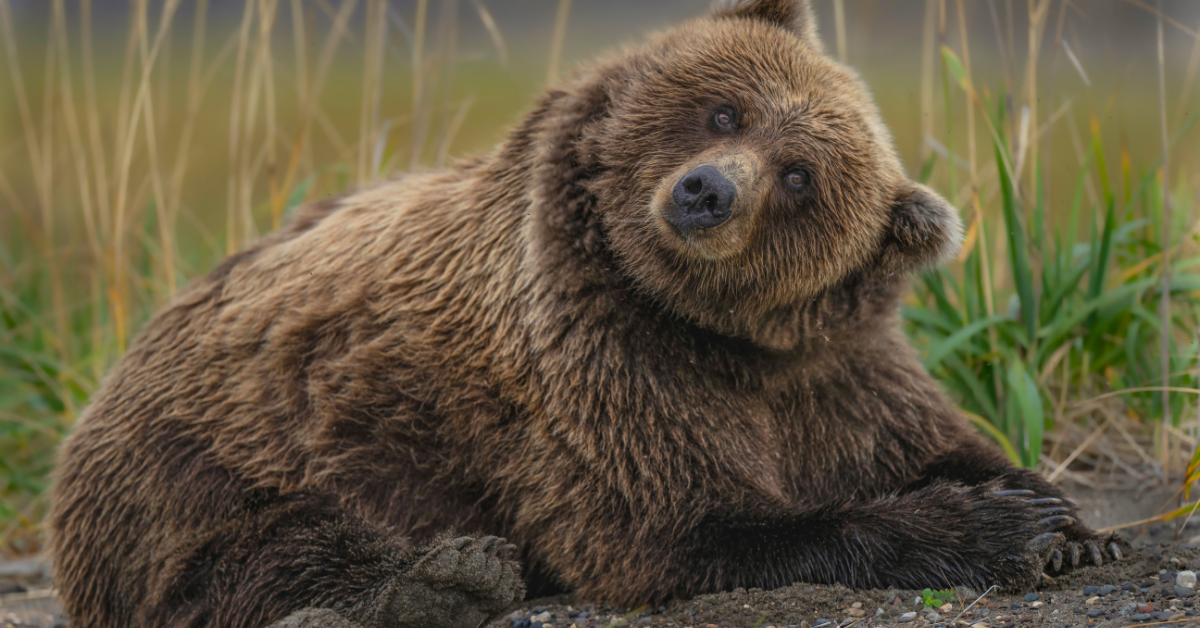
[{"left": 1, "top": 0, "right": 1199, "bottom": 555}]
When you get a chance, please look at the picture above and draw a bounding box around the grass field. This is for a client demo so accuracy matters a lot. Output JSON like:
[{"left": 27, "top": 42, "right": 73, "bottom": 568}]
[{"left": 2, "top": 0, "right": 1200, "bottom": 556}]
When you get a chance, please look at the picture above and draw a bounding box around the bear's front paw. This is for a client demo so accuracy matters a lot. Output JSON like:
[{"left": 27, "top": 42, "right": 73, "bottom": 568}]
[
  {"left": 986, "top": 489, "right": 1125, "bottom": 590},
  {"left": 364, "top": 534, "right": 524, "bottom": 628}
]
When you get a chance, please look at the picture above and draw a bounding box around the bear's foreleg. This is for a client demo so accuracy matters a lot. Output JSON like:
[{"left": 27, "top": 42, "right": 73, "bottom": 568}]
[
  {"left": 915, "top": 437, "right": 1126, "bottom": 574},
  {"left": 671, "top": 479, "right": 1080, "bottom": 597}
]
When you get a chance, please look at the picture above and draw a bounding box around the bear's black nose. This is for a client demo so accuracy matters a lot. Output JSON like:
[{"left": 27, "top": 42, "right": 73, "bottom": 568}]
[{"left": 668, "top": 165, "right": 737, "bottom": 232}]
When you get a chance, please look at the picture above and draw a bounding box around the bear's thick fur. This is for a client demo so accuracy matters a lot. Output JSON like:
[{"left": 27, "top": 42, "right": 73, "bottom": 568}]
[{"left": 49, "top": 1, "right": 1123, "bottom": 627}]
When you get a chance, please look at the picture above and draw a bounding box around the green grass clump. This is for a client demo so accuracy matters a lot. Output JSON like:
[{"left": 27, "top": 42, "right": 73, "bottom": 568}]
[{"left": 906, "top": 45, "right": 1200, "bottom": 474}]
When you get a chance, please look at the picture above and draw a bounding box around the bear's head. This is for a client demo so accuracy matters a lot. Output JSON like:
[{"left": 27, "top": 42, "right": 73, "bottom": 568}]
[{"left": 529, "top": 0, "right": 962, "bottom": 351}]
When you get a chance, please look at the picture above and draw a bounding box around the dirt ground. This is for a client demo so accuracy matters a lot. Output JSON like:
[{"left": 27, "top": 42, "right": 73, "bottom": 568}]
[{"left": 5, "top": 484, "right": 1200, "bottom": 628}]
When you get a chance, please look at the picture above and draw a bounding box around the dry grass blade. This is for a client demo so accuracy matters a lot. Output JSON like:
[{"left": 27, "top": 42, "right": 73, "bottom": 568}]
[
  {"left": 359, "top": 0, "right": 387, "bottom": 184},
  {"left": 472, "top": 0, "right": 508, "bottom": 70},
  {"left": 1046, "top": 417, "right": 1110, "bottom": 482},
  {"left": 1155, "top": 0, "right": 1172, "bottom": 480},
  {"left": 409, "top": 0, "right": 428, "bottom": 169},
  {"left": 0, "top": 0, "right": 49, "bottom": 218},
  {"left": 1121, "top": 0, "right": 1200, "bottom": 40},
  {"left": 546, "top": 0, "right": 572, "bottom": 84},
  {"left": 436, "top": 95, "right": 476, "bottom": 168},
  {"left": 832, "top": 0, "right": 847, "bottom": 64},
  {"left": 1061, "top": 40, "right": 1090, "bottom": 87}
]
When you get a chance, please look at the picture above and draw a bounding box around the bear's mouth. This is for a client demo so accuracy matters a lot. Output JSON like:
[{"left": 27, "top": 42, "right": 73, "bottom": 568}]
[{"left": 652, "top": 195, "right": 752, "bottom": 262}]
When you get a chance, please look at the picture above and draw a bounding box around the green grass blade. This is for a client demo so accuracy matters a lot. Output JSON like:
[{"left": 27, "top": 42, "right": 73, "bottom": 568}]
[
  {"left": 994, "top": 140, "right": 1037, "bottom": 345},
  {"left": 922, "top": 314, "right": 1009, "bottom": 370},
  {"left": 1007, "top": 360, "right": 1044, "bottom": 467}
]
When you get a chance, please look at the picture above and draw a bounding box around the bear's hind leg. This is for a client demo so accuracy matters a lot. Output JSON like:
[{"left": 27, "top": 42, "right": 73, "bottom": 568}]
[
  {"left": 152, "top": 494, "right": 522, "bottom": 628},
  {"left": 357, "top": 535, "right": 523, "bottom": 628}
]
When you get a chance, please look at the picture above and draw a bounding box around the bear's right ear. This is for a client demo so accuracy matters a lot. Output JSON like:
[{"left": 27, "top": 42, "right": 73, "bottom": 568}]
[
  {"left": 883, "top": 181, "right": 964, "bottom": 272},
  {"left": 710, "top": 0, "right": 823, "bottom": 51}
]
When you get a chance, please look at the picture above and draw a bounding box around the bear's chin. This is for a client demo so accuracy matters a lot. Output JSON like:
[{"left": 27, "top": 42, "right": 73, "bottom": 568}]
[
  {"left": 649, "top": 199, "right": 754, "bottom": 263},
  {"left": 651, "top": 214, "right": 752, "bottom": 262}
]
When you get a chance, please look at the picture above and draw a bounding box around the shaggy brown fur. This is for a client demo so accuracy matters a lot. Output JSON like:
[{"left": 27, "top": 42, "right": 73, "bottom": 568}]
[{"left": 50, "top": 1, "right": 1123, "bottom": 627}]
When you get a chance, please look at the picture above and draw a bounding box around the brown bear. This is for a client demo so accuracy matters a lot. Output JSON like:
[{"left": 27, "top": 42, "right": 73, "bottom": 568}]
[{"left": 49, "top": 1, "right": 1124, "bottom": 627}]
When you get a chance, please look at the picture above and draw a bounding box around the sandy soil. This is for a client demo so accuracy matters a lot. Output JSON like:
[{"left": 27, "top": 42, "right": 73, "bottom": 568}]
[{"left": 5, "top": 484, "right": 1200, "bottom": 628}]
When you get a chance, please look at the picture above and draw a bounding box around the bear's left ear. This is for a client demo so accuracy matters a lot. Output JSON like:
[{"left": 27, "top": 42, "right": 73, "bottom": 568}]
[
  {"left": 884, "top": 182, "right": 963, "bottom": 271},
  {"left": 710, "top": 0, "right": 823, "bottom": 51}
]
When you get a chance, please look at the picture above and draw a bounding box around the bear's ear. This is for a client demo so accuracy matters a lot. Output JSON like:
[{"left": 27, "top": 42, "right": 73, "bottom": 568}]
[
  {"left": 710, "top": 0, "right": 823, "bottom": 51},
  {"left": 884, "top": 182, "right": 963, "bottom": 271},
  {"left": 526, "top": 66, "right": 622, "bottom": 285}
]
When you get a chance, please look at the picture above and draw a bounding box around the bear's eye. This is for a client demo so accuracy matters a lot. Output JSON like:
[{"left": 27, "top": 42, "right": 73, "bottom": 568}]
[
  {"left": 785, "top": 169, "right": 810, "bottom": 191},
  {"left": 712, "top": 106, "right": 737, "bottom": 130}
]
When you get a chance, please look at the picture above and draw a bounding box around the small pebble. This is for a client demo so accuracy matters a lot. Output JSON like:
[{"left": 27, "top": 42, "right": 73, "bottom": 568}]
[
  {"left": 851, "top": 601, "right": 862, "bottom": 609},
  {"left": 1030, "top": 601, "right": 1043, "bottom": 608},
  {"left": 1083, "top": 585, "right": 1099, "bottom": 595},
  {"left": 1139, "top": 604, "right": 1154, "bottom": 613},
  {"left": 847, "top": 608, "right": 865, "bottom": 618},
  {"left": 812, "top": 619, "right": 833, "bottom": 627},
  {"left": 1099, "top": 584, "right": 1117, "bottom": 595},
  {"left": 1024, "top": 593, "right": 1039, "bottom": 602},
  {"left": 1180, "top": 570, "right": 1198, "bottom": 590},
  {"left": 898, "top": 611, "right": 917, "bottom": 622},
  {"left": 1131, "top": 612, "right": 1151, "bottom": 621},
  {"left": 1085, "top": 596, "right": 1101, "bottom": 605},
  {"left": 1123, "top": 583, "right": 1138, "bottom": 592},
  {"left": 530, "top": 622, "right": 543, "bottom": 628},
  {"left": 534, "top": 612, "right": 552, "bottom": 623},
  {"left": 926, "top": 612, "right": 942, "bottom": 623},
  {"left": 1177, "top": 584, "right": 1198, "bottom": 598},
  {"left": 1086, "top": 609, "right": 1104, "bottom": 618}
]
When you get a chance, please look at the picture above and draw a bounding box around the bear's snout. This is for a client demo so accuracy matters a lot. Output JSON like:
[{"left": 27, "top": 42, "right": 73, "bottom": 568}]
[{"left": 668, "top": 165, "right": 737, "bottom": 232}]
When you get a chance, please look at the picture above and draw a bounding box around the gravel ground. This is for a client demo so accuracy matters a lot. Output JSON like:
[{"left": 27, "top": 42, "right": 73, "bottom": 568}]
[{"left": 490, "top": 542, "right": 1200, "bottom": 628}]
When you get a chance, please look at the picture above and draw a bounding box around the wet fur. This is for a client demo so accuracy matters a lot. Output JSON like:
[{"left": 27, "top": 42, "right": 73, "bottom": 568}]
[{"left": 50, "top": 2, "right": 1114, "bottom": 627}]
